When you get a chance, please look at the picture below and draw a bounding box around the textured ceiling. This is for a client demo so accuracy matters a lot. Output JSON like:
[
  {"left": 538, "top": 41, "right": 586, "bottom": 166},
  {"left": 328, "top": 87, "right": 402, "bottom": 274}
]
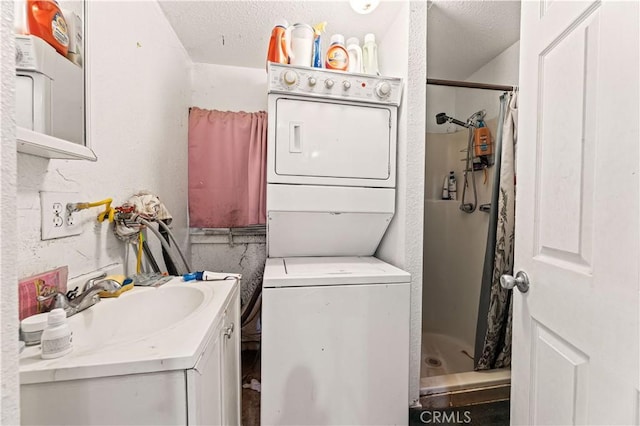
[
  {"left": 158, "top": 0, "right": 406, "bottom": 69},
  {"left": 427, "top": 0, "right": 521, "bottom": 80},
  {"left": 158, "top": 1, "right": 521, "bottom": 79}
]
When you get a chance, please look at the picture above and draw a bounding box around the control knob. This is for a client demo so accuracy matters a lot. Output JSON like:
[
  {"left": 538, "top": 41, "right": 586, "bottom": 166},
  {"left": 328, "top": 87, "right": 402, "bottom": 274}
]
[
  {"left": 375, "top": 81, "right": 391, "bottom": 98},
  {"left": 282, "top": 70, "right": 298, "bottom": 86},
  {"left": 343, "top": 81, "right": 352, "bottom": 90},
  {"left": 324, "top": 78, "right": 334, "bottom": 89},
  {"left": 308, "top": 77, "right": 317, "bottom": 86}
]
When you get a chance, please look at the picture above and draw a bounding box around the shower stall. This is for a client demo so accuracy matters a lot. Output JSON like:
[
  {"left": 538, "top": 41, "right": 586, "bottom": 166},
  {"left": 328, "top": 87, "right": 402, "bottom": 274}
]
[{"left": 421, "top": 80, "right": 515, "bottom": 399}]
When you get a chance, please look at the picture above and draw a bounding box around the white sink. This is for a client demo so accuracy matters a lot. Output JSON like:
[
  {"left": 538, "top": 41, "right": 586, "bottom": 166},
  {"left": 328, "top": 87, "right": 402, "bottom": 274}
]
[
  {"left": 19, "top": 275, "right": 242, "bottom": 426},
  {"left": 19, "top": 277, "right": 237, "bottom": 385},
  {"left": 69, "top": 285, "right": 205, "bottom": 349}
]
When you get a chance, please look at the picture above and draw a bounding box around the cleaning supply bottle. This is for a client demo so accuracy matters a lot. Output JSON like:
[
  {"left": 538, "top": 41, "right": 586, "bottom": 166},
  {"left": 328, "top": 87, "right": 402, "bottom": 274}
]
[
  {"left": 312, "top": 22, "right": 326, "bottom": 68},
  {"left": 266, "top": 20, "right": 289, "bottom": 69},
  {"left": 346, "top": 37, "right": 363, "bottom": 73},
  {"left": 40, "top": 308, "right": 72, "bottom": 359},
  {"left": 22, "top": 0, "right": 70, "bottom": 57},
  {"left": 325, "top": 34, "right": 349, "bottom": 71},
  {"left": 448, "top": 171, "right": 457, "bottom": 201},
  {"left": 362, "top": 33, "right": 380, "bottom": 75},
  {"left": 441, "top": 175, "right": 449, "bottom": 200},
  {"left": 474, "top": 121, "right": 493, "bottom": 157}
]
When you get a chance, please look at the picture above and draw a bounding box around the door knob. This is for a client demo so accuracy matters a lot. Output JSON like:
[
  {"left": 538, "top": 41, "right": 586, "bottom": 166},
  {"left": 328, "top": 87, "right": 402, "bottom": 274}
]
[{"left": 500, "top": 271, "right": 530, "bottom": 293}]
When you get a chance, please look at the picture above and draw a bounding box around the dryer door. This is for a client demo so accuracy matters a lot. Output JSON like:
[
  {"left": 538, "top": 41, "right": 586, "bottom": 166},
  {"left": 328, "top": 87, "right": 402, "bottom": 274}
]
[{"left": 273, "top": 98, "right": 394, "bottom": 186}]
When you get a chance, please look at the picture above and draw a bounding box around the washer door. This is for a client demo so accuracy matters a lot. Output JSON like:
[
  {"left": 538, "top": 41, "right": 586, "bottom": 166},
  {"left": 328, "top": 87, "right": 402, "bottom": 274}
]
[{"left": 274, "top": 98, "right": 392, "bottom": 182}]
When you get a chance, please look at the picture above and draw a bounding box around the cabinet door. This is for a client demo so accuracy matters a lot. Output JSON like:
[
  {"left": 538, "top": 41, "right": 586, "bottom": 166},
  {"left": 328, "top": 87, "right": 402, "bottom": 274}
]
[
  {"left": 186, "top": 332, "right": 223, "bottom": 425},
  {"left": 221, "top": 289, "right": 241, "bottom": 426}
]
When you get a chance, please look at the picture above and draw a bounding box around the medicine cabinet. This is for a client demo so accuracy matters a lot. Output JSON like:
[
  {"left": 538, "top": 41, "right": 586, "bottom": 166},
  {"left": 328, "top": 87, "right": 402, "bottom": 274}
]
[{"left": 15, "top": 0, "right": 96, "bottom": 161}]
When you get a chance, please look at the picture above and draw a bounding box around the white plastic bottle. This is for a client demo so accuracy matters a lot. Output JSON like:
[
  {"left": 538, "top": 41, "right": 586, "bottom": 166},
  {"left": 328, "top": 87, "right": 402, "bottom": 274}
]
[
  {"left": 346, "top": 37, "right": 363, "bottom": 73},
  {"left": 441, "top": 176, "right": 449, "bottom": 200},
  {"left": 448, "top": 171, "right": 457, "bottom": 201},
  {"left": 362, "top": 33, "right": 380, "bottom": 75},
  {"left": 40, "top": 308, "right": 73, "bottom": 359}
]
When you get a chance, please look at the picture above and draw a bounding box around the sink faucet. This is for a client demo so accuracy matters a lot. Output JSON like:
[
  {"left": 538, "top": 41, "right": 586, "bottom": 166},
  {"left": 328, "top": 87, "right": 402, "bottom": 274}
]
[{"left": 37, "top": 277, "right": 121, "bottom": 317}]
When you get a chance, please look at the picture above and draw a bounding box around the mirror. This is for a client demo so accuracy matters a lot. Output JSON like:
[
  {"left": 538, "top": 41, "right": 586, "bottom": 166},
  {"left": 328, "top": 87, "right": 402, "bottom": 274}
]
[{"left": 14, "top": 0, "right": 96, "bottom": 160}]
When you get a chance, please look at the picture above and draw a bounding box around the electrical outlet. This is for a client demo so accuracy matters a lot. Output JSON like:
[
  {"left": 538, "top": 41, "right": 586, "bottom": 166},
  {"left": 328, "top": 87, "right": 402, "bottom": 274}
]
[{"left": 40, "top": 191, "right": 83, "bottom": 240}]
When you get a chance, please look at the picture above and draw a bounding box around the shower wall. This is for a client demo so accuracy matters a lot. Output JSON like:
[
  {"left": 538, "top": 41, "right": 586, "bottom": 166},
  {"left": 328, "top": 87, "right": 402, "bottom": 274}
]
[
  {"left": 423, "top": 122, "right": 496, "bottom": 349},
  {"left": 422, "top": 41, "right": 520, "bottom": 355}
]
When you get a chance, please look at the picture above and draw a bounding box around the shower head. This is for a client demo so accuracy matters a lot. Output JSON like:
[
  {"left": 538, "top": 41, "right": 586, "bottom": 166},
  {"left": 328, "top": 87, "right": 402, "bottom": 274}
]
[
  {"left": 435, "top": 113, "right": 448, "bottom": 125},
  {"left": 435, "top": 112, "right": 471, "bottom": 128}
]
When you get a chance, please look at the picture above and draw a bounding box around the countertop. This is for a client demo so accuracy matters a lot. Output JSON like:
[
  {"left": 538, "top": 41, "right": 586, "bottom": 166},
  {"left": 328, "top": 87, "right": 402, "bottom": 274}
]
[{"left": 20, "top": 277, "right": 238, "bottom": 385}]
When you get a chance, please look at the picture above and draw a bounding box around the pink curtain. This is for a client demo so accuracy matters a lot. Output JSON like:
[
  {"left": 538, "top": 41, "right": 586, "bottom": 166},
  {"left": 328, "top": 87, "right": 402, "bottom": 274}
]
[{"left": 188, "top": 108, "right": 267, "bottom": 228}]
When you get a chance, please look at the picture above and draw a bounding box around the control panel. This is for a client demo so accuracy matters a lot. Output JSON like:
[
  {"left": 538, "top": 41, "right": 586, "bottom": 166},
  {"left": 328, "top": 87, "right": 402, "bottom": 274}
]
[{"left": 268, "top": 63, "right": 403, "bottom": 106}]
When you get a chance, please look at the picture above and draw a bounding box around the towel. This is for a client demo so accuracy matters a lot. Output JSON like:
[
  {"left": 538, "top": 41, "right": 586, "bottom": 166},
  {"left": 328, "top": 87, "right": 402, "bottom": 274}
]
[{"left": 128, "top": 191, "right": 173, "bottom": 223}]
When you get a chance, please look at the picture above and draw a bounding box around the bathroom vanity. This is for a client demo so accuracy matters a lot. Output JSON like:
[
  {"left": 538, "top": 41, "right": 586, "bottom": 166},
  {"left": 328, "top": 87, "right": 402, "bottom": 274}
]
[{"left": 19, "top": 277, "right": 241, "bottom": 425}]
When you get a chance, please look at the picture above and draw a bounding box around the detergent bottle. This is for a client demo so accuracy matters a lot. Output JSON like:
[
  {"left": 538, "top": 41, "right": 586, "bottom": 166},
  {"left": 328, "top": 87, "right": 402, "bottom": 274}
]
[
  {"left": 266, "top": 20, "right": 289, "bottom": 69},
  {"left": 20, "top": 0, "right": 69, "bottom": 56},
  {"left": 285, "top": 23, "right": 315, "bottom": 67},
  {"left": 346, "top": 37, "right": 363, "bottom": 73},
  {"left": 362, "top": 33, "right": 380, "bottom": 75},
  {"left": 325, "top": 34, "right": 349, "bottom": 71}
]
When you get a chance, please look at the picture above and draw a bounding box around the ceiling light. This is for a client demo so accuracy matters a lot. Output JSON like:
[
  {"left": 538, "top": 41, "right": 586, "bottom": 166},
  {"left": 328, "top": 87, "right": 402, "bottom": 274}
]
[{"left": 349, "top": 0, "right": 381, "bottom": 15}]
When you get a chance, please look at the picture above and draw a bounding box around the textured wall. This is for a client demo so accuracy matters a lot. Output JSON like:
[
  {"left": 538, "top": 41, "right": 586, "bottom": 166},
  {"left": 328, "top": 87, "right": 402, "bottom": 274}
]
[
  {"left": 376, "top": 1, "right": 426, "bottom": 407},
  {"left": 17, "top": 1, "right": 192, "bottom": 281},
  {"left": 455, "top": 41, "right": 520, "bottom": 121},
  {"left": 189, "top": 62, "right": 267, "bottom": 313},
  {"left": 159, "top": 1, "right": 408, "bottom": 70},
  {"left": 1, "top": 0, "right": 19, "bottom": 422},
  {"left": 191, "top": 235, "right": 265, "bottom": 307},
  {"left": 191, "top": 63, "right": 267, "bottom": 112}
]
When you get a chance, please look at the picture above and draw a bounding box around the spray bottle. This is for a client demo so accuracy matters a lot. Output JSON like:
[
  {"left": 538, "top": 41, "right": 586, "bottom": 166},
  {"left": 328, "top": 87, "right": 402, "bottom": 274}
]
[{"left": 312, "top": 22, "right": 326, "bottom": 68}]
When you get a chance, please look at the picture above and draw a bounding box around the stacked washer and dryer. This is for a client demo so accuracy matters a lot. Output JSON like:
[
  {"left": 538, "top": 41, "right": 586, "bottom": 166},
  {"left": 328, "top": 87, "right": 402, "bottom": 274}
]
[{"left": 261, "top": 63, "right": 411, "bottom": 425}]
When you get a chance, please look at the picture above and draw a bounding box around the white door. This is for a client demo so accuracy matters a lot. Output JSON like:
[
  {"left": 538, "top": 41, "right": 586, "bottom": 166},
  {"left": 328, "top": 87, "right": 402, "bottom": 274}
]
[{"left": 513, "top": 1, "right": 639, "bottom": 425}]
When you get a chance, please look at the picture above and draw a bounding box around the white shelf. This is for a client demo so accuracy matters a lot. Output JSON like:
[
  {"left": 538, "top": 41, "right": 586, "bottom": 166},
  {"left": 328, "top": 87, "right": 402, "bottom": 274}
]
[{"left": 16, "top": 127, "right": 97, "bottom": 161}]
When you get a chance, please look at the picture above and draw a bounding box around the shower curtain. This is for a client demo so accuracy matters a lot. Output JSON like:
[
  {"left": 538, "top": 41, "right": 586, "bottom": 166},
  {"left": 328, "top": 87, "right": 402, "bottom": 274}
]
[{"left": 475, "top": 91, "right": 518, "bottom": 370}]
